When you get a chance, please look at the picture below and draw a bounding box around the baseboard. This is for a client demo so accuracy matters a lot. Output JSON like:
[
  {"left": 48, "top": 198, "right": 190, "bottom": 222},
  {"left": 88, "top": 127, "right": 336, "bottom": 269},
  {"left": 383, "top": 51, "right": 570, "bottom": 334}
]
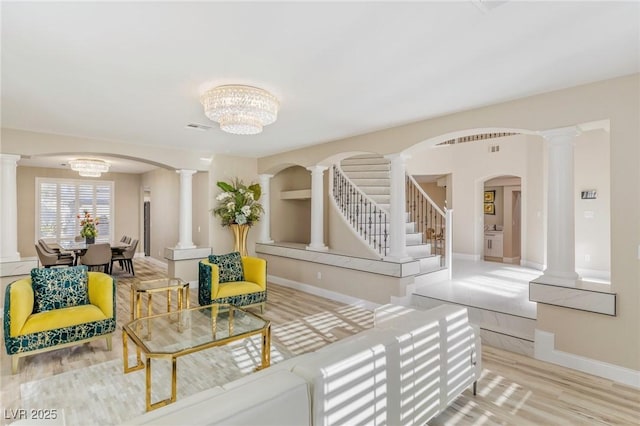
[
  {"left": 453, "top": 252, "right": 481, "bottom": 261},
  {"left": 535, "top": 329, "right": 640, "bottom": 389},
  {"left": 268, "top": 274, "right": 380, "bottom": 311},
  {"left": 522, "top": 260, "right": 544, "bottom": 270},
  {"left": 576, "top": 267, "right": 611, "bottom": 282}
]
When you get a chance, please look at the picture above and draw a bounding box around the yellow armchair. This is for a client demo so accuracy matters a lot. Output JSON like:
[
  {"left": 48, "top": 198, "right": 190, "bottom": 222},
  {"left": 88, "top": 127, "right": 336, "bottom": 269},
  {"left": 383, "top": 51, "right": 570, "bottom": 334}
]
[
  {"left": 198, "top": 255, "right": 267, "bottom": 311},
  {"left": 3, "top": 270, "right": 116, "bottom": 373}
]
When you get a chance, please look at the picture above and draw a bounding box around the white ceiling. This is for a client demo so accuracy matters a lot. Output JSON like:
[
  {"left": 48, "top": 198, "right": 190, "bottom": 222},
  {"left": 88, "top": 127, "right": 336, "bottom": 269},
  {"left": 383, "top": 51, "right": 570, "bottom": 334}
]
[{"left": 2, "top": 1, "right": 639, "bottom": 166}]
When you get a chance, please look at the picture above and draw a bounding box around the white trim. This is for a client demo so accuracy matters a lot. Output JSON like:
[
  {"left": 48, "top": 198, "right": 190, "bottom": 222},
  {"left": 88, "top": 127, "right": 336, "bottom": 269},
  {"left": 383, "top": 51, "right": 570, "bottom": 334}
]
[
  {"left": 268, "top": 274, "right": 380, "bottom": 311},
  {"left": 453, "top": 252, "right": 481, "bottom": 261},
  {"left": 576, "top": 267, "right": 611, "bottom": 282},
  {"left": 535, "top": 329, "right": 640, "bottom": 389},
  {"left": 522, "top": 260, "right": 544, "bottom": 270}
]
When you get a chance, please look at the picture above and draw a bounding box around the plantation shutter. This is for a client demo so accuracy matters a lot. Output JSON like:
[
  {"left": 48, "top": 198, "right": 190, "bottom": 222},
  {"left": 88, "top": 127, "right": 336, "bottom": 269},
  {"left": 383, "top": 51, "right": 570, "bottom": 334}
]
[{"left": 36, "top": 178, "right": 114, "bottom": 243}]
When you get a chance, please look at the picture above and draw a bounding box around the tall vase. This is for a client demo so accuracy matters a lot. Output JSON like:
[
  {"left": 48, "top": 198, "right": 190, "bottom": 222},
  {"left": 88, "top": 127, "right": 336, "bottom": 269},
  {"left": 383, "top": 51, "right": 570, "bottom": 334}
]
[{"left": 230, "top": 224, "right": 250, "bottom": 257}]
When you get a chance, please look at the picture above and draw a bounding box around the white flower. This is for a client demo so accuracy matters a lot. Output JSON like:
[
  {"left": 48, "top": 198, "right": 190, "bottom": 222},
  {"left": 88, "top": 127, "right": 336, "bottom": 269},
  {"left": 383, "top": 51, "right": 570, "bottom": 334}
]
[
  {"left": 226, "top": 202, "right": 235, "bottom": 210},
  {"left": 246, "top": 192, "right": 254, "bottom": 200},
  {"left": 241, "top": 205, "right": 251, "bottom": 216},
  {"left": 235, "top": 214, "right": 247, "bottom": 225},
  {"left": 216, "top": 192, "right": 231, "bottom": 201}
]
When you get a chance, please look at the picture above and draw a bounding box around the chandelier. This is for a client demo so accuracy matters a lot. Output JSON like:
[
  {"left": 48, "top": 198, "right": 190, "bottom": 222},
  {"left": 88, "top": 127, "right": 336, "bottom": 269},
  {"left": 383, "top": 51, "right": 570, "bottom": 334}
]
[
  {"left": 69, "top": 159, "right": 110, "bottom": 177},
  {"left": 200, "top": 85, "right": 279, "bottom": 135}
]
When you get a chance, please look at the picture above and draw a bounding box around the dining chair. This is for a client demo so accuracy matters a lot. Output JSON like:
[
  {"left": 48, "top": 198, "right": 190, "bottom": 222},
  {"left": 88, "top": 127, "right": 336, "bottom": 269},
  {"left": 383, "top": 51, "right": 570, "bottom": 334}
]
[
  {"left": 35, "top": 244, "right": 74, "bottom": 268},
  {"left": 79, "top": 243, "right": 112, "bottom": 274},
  {"left": 120, "top": 235, "right": 128, "bottom": 243},
  {"left": 37, "top": 239, "right": 74, "bottom": 261},
  {"left": 111, "top": 239, "right": 138, "bottom": 276}
]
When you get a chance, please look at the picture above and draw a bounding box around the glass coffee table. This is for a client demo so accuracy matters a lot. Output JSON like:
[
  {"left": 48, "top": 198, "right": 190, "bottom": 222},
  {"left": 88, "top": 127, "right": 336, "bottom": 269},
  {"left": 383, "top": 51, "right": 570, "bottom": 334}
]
[
  {"left": 122, "top": 304, "right": 271, "bottom": 411},
  {"left": 130, "top": 277, "right": 189, "bottom": 321}
]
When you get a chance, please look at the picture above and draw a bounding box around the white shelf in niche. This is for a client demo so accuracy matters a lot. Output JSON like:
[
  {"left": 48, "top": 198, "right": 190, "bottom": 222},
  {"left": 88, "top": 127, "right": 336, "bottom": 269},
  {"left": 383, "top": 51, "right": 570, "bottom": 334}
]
[{"left": 280, "top": 189, "right": 311, "bottom": 200}]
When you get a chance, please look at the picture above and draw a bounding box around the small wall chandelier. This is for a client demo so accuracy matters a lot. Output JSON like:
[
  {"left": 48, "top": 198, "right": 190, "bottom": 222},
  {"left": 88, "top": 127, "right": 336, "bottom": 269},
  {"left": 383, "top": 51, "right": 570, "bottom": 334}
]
[
  {"left": 200, "top": 85, "right": 279, "bottom": 135},
  {"left": 69, "top": 159, "right": 110, "bottom": 177}
]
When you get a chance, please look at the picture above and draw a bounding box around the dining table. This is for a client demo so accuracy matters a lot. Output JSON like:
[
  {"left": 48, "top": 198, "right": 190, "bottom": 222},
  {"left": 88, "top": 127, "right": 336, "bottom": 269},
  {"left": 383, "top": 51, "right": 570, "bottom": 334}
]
[{"left": 60, "top": 241, "right": 130, "bottom": 266}]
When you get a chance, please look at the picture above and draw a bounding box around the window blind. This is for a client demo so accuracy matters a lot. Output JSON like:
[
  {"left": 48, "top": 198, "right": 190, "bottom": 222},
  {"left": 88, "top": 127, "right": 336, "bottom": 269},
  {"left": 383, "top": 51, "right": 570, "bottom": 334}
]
[{"left": 36, "top": 178, "right": 114, "bottom": 243}]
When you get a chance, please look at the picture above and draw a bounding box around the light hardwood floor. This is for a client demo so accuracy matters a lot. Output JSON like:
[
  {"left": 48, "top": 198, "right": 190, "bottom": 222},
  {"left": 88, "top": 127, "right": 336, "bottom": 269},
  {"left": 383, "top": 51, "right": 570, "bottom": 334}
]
[{"left": 1, "top": 258, "right": 638, "bottom": 425}]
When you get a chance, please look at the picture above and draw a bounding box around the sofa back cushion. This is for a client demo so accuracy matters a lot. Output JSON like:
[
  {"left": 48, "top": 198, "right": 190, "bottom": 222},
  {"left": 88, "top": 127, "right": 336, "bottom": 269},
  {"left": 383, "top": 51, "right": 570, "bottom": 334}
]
[
  {"left": 208, "top": 252, "right": 244, "bottom": 283},
  {"left": 31, "top": 266, "right": 90, "bottom": 313}
]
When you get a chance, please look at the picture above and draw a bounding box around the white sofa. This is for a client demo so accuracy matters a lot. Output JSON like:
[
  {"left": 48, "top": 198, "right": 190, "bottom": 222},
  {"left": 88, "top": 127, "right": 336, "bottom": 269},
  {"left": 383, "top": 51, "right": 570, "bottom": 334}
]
[{"left": 122, "top": 304, "right": 481, "bottom": 426}]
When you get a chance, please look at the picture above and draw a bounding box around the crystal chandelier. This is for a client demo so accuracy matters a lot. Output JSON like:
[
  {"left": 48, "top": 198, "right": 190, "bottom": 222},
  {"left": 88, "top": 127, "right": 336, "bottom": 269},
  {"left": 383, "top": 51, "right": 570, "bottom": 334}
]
[
  {"left": 69, "top": 159, "right": 110, "bottom": 177},
  {"left": 200, "top": 85, "right": 279, "bottom": 135}
]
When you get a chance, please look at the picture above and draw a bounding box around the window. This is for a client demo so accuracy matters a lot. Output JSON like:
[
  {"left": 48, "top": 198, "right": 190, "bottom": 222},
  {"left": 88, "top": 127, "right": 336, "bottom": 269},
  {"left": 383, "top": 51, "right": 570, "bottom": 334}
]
[{"left": 37, "top": 178, "right": 114, "bottom": 243}]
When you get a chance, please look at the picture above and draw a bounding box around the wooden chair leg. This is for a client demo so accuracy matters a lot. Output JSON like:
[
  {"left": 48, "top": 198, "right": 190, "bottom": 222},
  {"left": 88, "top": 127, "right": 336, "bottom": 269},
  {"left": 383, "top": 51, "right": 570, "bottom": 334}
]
[
  {"left": 106, "top": 335, "right": 113, "bottom": 351},
  {"left": 11, "top": 356, "right": 19, "bottom": 374},
  {"left": 129, "top": 259, "right": 135, "bottom": 276}
]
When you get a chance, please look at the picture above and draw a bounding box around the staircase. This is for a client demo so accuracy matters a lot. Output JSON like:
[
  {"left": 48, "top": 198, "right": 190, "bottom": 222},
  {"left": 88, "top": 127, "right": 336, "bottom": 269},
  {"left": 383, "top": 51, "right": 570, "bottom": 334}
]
[{"left": 335, "top": 154, "right": 441, "bottom": 273}]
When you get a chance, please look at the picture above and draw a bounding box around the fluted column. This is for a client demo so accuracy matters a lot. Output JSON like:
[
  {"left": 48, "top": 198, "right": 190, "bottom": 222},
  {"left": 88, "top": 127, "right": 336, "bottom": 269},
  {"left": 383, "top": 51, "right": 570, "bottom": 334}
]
[
  {"left": 175, "top": 169, "right": 196, "bottom": 249},
  {"left": 0, "top": 154, "right": 21, "bottom": 262},
  {"left": 258, "top": 174, "right": 274, "bottom": 244},
  {"left": 539, "top": 126, "right": 580, "bottom": 286},
  {"left": 306, "top": 165, "right": 328, "bottom": 251},
  {"left": 384, "top": 153, "right": 411, "bottom": 261}
]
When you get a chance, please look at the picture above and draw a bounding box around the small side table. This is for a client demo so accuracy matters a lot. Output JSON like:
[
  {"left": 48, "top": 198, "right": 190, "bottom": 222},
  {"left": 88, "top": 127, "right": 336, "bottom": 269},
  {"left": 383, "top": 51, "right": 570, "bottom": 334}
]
[{"left": 131, "top": 277, "right": 190, "bottom": 321}]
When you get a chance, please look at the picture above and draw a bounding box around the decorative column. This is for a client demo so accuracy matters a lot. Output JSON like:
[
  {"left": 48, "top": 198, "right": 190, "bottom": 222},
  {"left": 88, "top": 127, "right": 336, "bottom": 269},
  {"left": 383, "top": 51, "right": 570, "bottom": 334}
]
[
  {"left": 539, "top": 126, "right": 580, "bottom": 286},
  {"left": 0, "top": 154, "right": 21, "bottom": 262},
  {"left": 384, "top": 153, "right": 411, "bottom": 261},
  {"left": 258, "top": 174, "right": 274, "bottom": 244},
  {"left": 306, "top": 165, "right": 328, "bottom": 251},
  {"left": 175, "top": 169, "right": 196, "bottom": 249}
]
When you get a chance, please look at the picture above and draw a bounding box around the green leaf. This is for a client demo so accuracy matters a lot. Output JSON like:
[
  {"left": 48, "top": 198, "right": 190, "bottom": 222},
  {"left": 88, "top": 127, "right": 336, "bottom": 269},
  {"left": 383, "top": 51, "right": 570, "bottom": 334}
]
[
  {"left": 217, "top": 181, "right": 234, "bottom": 192},
  {"left": 248, "top": 183, "right": 261, "bottom": 200}
]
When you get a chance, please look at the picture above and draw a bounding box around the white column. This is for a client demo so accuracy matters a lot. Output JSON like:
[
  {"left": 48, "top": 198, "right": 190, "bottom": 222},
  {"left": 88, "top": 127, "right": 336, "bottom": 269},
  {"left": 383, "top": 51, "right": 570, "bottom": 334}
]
[
  {"left": 175, "top": 169, "right": 196, "bottom": 249},
  {"left": 306, "top": 165, "right": 328, "bottom": 251},
  {"left": 384, "top": 153, "right": 411, "bottom": 261},
  {"left": 0, "top": 154, "right": 21, "bottom": 262},
  {"left": 258, "top": 173, "right": 274, "bottom": 244},
  {"left": 539, "top": 126, "right": 580, "bottom": 286}
]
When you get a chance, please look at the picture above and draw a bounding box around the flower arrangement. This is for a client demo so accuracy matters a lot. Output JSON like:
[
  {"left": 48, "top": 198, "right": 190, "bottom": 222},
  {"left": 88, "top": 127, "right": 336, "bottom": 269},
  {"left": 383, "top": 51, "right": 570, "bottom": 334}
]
[
  {"left": 213, "top": 179, "right": 264, "bottom": 226},
  {"left": 78, "top": 210, "right": 99, "bottom": 238}
]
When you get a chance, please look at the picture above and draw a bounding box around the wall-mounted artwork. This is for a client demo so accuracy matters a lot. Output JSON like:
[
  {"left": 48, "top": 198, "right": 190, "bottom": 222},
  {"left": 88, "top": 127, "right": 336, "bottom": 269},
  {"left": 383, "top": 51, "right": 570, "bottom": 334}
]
[
  {"left": 484, "top": 190, "right": 495, "bottom": 203},
  {"left": 484, "top": 202, "right": 495, "bottom": 215}
]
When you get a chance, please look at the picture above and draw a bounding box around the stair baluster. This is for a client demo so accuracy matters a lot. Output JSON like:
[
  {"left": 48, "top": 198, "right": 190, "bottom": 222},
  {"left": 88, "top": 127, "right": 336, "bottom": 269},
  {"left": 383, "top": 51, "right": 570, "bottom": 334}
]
[
  {"left": 332, "top": 165, "right": 388, "bottom": 258},
  {"left": 406, "top": 174, "right": 447, "bottom": 268}
]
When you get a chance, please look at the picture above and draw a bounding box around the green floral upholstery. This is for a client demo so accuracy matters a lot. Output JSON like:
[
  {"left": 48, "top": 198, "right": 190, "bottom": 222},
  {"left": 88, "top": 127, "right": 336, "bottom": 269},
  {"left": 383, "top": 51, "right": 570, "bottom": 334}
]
[
  {"left": 199, "top": 256, "right": 266, "bottom": 310},
  {"left": 208, "top": 252, "right": 244, "bottom": 283},
  {"left": 31, "top": 265, "right": 90, "bottom": 312},
  {"left": 3, "top": 270, "right": 116, "bottom": 373}
]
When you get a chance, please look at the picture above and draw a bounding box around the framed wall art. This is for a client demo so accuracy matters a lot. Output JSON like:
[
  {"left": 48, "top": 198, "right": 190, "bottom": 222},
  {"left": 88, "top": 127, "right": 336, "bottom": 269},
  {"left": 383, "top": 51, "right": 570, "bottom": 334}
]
[
  {"left": 484, "top": 202, "right": 495, "bottom": 215},
  {"left": 484, "top": 190, "right": 495, "bottom": 203}
]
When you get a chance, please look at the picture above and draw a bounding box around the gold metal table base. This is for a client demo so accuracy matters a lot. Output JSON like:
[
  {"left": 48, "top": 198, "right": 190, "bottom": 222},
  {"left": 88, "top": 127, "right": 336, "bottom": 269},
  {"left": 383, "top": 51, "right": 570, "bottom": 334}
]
[{"left": 122, "top": 305, "right": 271, "bottom": 412}]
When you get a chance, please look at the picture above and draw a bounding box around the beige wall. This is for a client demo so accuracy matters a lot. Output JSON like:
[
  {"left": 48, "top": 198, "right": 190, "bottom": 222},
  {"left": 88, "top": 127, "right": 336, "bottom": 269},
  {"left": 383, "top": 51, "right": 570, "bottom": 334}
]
[
  {"left": 258, "top": 74, "right": 640, "bottom": 371},
  {"left": 270, "top": 166, "right": 311, "bottom": 244},
  {"left": 264, "top": 254, "right": 412, "bottom": 305},
  {"left": 141, "top": 169, "right": 179, "bottom": 260},
  {"left": 17, "top": 166, "right": 141, "bottom": 258},
  {"left": 418, "top": 182, "right": 446, "bottom": 211},
  {"left": 574, "top": 129, "right": 610, "bottom": 274},
  {"left": 192, "top": 171, "right": 210, "bottom": 248}
]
